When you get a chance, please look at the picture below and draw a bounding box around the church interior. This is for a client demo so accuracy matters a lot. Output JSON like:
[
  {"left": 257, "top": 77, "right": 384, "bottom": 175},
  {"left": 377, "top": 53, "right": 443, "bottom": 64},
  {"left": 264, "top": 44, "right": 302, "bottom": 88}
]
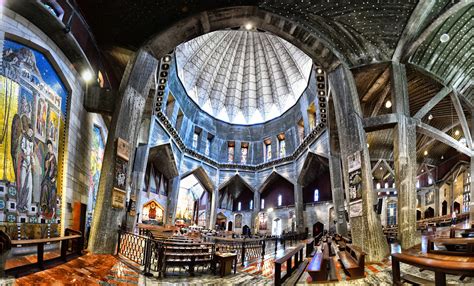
[{"left": 0, "top": 0, "right": 473, "bottom": 285}]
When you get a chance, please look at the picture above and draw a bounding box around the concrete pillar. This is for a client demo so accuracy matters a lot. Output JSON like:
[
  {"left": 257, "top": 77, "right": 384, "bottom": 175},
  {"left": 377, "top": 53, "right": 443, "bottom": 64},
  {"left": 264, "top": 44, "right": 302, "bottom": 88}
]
[
  {"left": 391, "top": 62, "right": 418, "bottom": 249},
  {"left": 294, "top": 182, "right": 305, "bottom": 234},
  {"left": 470, "top": 158, "right": 474, "bottom": 226},
  {"left": 166, "top": 176, "right": 180, "bottom": 225},
  {"left": 89, "top": 50, "right": 158, "bottom": 254},
  {"left": 252, "top": 190, "right": 261, "bottom": 233},
  {"left": 328, "top": 99, "right": 348, "bottom": 236},
  {"left": 329, "top": 65, "right": 389, "bottom": 262},
  {"left": 209, "top": 188, "right": 219, "bottom": 230}
]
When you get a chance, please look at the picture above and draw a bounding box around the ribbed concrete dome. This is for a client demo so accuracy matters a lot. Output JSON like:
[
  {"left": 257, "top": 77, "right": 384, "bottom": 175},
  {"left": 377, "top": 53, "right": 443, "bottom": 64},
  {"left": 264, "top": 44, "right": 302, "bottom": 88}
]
[{"left": 175, "top": 30, "right": 312, "bottom": 125}]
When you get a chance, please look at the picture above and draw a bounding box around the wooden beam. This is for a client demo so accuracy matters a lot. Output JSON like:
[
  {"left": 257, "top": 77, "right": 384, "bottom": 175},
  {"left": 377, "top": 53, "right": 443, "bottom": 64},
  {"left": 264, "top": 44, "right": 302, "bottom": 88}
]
[
  {"left": 393, "top": 0, "right": 438, "bottom": 62},
  {"left": 417, "top": 121, "right": 460, "bottom": 152},
  {"left": 414, "top": 86, "right": 452, "bottom": 119},
  {"left": 371, "top": 159, "right": 382, "bottom": 173},
  {"left": 450, "top": 91, "right": 473, "bottom": 149},
  {"left": 416, "top": 122, "right": 473, "bottom": 156},
  {"left": 370, "top": 84, "right": 391, "bottom": 117},
  {"left": 382, "top": 159, "right": 395, "bottom": 177},
  {"left": 403, "top": 0, "right": 472, "bottom": 62},
  {"left": 363, "top": 113, "right": 399, "bottom": 132},
  {"left": 362, "top": 68, "right": 390, "bottom": 102}
]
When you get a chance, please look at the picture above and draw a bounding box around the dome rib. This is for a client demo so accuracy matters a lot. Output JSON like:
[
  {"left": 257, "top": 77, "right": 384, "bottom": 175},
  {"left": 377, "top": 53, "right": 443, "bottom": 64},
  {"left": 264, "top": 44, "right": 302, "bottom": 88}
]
[{"left": 176, "top": 30, "right": 312, "bottom": 125}]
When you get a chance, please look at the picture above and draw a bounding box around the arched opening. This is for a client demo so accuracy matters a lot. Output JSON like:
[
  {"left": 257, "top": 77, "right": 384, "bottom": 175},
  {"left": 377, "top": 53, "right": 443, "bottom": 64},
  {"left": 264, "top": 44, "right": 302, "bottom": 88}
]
[
  {"left": 387, "top": 201, "right": 397, "bottom": 226},
  {"left": 176, "top": 173, "right": 211, "bottom": 227},
  {"left": 453, "top": 201, "right": 461, "bottom": 214},
  {"left": 242, "top": 225, "right": 251, "bottom": 236},
  {"left": 416, "top": 210, "right": 422, "bottom": 221},
  {"left": 227, "top": 221, "right": 233, "bottom": 231},
  {"left": 216, "top": 212, "right": 227, "bottom": 231},
  {"left": 313, "top": 221, "right": 324, "bottom": 238},
  {"left": 442, "top": 200, "right": 448, "bottom": 216},
  {"left": 424, "top": 207, "right": 435, "bottom": 219},
  {"left": 272, "top": 218, "right": 282, "bottom": 236}
]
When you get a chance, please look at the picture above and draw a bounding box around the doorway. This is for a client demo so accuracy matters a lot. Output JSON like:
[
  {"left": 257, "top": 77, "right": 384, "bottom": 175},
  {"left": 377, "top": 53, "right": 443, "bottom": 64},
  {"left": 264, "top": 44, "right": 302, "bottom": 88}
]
[
  {"left": 442, "top": 201, "right": 447, "bottom": 216},
  {"left": 272, "top": 218, "right": 282, "bottom": 236},
  {"left": 416, "top": 210, "right": 421, "bottom": 221},
  {"left": 453, "top": 201, "right": 460, "bottom": 214},
  {"left": 73, "top": 202, "right": 87, "bottom": 247},
  {"left": 313, "top": 221, "right": 324, "bottom": 237},
  {"left": 227, "top": 221, "right": 233, "bottom": 231},
  {"left": 424, "top": 207, "right": 434, "bottom": 219}
]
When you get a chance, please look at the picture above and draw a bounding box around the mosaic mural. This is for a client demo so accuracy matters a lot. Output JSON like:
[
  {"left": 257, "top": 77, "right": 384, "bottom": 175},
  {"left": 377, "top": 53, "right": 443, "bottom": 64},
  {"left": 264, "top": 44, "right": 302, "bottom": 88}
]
[
  {"left": 86, "top": 126, "right": 105, "bottom": 230},
  {"left": 0, "top": 39, "right": 68, "bottom": 238}
]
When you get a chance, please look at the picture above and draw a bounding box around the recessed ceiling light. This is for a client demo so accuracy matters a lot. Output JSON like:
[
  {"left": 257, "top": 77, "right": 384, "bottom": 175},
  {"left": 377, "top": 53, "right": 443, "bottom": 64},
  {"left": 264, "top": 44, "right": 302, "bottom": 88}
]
[
  {"left": 428, "top": 114, "right": 433, "bottom": 120},
  {"left": 245, "top": 23, "right": 253, "bottom": 30},
  {"left": 317, "top": 68, "right": 323, "bottom": 74},
  {"left": 423, "top": 150, "right": 428, "bottom": 156},
  {"left": 454, "top": 129, "right": 460, "bottom": 136},
  {"left": 385, "top": 100, "right": 392, "bottom": 109},
  {"left": 440, "top": 33, "right": 450, "bottom": 43},
  {"left": 441, "top": 155, "right": 444, "bottom": 160}
]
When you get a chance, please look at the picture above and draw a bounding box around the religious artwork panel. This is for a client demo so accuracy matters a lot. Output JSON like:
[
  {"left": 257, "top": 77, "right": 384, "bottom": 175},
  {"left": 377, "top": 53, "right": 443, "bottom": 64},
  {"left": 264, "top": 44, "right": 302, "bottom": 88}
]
[
  {"left": 235, "top": 213, "right": 242, "bottom": 228},
  {"left": 258, "top": 212, "right": 267, "bottom": 231},
  {"left": 142, "top": 200, "right": 164, "bottom": 224},
  {"left": 425, "top": 190, "right": 434, "bottom": 205},
  {"left": 0, "top": 39, "right": 68, "bottom": 238},
  {"left": 86, "top": 126, "right": 105, "bottom": 231}
]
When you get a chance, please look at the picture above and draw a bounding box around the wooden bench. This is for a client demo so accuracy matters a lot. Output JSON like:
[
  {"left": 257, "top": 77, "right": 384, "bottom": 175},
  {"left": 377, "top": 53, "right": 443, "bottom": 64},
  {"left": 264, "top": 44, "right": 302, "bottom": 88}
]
[
  {"left": 2, "top": 228, "right": 83, "bottom": 277},
  {"left": 392, "top": 252, "right": 474, "bottom": 286},
  {"left": 161, "top": 241, "right": 215, "bottom": 277},
  {"left": 274, "top": 243, "right": 304, "bottom": 286},
  {"left": 450, "top": 227, "right": 474, "bottom": 238},
  {"left": 305, "top": 238, "right": 315, "bottom": 257},
  {"left": 306, "top": 242, "right": 330, "bottom": 282},
  {"left": 338, "top": 244, "right": 365, "bottom": 279},
  {"left": 427, "top": 238, "right": 474, "bottom": 256}
]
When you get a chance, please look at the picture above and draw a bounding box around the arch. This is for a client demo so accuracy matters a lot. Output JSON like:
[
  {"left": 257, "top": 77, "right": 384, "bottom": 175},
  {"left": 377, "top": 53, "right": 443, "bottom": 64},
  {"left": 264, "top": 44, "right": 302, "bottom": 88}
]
[
  {"left": 227, "top": 221, "right": 233, "bottom": 231},
  {"left": 218, "top": 174, "right": 255, "bottom": 193},
  {"left": 242, "top": 225, "right": 251, "bottom": 236},
  {"left": 145, "top": 6, "right": 346, "bottom": 71},
  {"left": 297, "top": 152, "right": 329, "bottom": 186},
  {"left": 180, "top": 166, "right": 215, "bottom": 192},
  {"left": 453, "top": 201, "right": 461, "bottom": 214},
  {"left": 424, "top": 207, "right": 435, "bottom": 219},
  {"left": 442, "top": 200, "right": 448, "bottom": 216},
  {"left": 257, "top": 171, "right": 294, "bottom": 193},
  {"left": 216, "top": 212, "right": 227, "bottom": 230},
  {"left": 416, "top": 209, "right": 422, "bottom": 221},
  {"left": 313, "top": 221, "right": 324, "bottom": 237}
]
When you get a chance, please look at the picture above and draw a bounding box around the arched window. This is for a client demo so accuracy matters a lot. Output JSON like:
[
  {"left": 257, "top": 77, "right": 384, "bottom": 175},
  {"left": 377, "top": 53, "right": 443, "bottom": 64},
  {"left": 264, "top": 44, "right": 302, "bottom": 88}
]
[
  {"left": 238, "top": 202, "right": 241, "bottom": 211},
  {"left": 314, "top": 189, "right": 319, "bottom": 202},
  {"left": 261, "top": 199, "right": 265, "bottom": 209},
  {"left": 278, "top": 194, "right": 282, "bottom": 206},
  {"left": 249, "top": 200, "right": 253, "bottom": 210}
]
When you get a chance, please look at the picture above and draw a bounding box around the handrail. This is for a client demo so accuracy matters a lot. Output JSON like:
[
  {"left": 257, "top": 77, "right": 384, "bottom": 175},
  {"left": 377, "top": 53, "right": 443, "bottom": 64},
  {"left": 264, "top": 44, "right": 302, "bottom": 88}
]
[{"left": 391, "top": 252, "right": 474, "bottom": 286}]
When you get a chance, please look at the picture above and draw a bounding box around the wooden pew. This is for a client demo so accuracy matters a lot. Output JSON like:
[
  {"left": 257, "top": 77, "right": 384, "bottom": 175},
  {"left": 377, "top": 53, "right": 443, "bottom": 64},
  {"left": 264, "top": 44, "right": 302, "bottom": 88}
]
[
  {"left": 161, "top": 241, "right": 215, "bottom": 277},
  {"left": 338, "top": 244, "right": 365, "bottom": 279},
  {"left": 305, "top": 238, "right": 315, "bottom": 257},
  {"left": 427, "top": 238, "right": 474, "bottom": 256},
  {"left": 274, "top": 243, "right": 304, "bottom": 286},
  {"left": 306, "top": 242, "right": 330, "bottom": 282},
  {"left": 392, "top": 252, "right": 474, "bottom": 286}
]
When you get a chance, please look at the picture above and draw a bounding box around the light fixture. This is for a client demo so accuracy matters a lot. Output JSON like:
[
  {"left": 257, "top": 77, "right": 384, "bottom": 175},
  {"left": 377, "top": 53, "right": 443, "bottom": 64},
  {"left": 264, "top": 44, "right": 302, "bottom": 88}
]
[
  {"left": 385, "top": 100, "right": 392, "bottom": 109},
  {"left": 454, "top": 129, "right": 460, "bottom": 136},
  {"left": 163, "top": 56, "right": 171, "bottom": 62},
  {"left": 317, "top": 68, "right": 323, "bottom": 74},
  {"left": 367, "top": 143, "right": 370, "bottom": 148},
  {"left": 428, "top": 114, "right": 433, "bottom": 120},
  {"left": 440, "top": 33, "right": 450, "bottom": 43},
  {"left": 244, "top": 23, "right": 253, "bottom": 30},
  {"left": 81, "top": 69, "right": 93, "bottom": 82},
  {"left": 423, "top": 150, "right": 428, "bottom": 156},
  {"left": 441, "top": 155, "right": 444, "bottom": 160},
  {"left": 380, "top": 166, "right": 383, "bottom": 170},
  {"left": 267, "top": 207, "right": 274, "bottom": 213}
]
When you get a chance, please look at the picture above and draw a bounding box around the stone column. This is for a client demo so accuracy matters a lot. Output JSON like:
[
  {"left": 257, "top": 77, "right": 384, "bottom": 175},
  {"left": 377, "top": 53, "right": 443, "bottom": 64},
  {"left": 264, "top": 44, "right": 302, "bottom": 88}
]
[
  {"left": 470, "top": 158, "right": 474, "bottom": 226},
  {"left": 328, "top": 98, "right": 348, "bottom": 236},
  {"left": 329, "top": 65, "right": 389, "bottom": 262},
  {"left": 252, "top": 190, "right": 261, "bottom": 233},
  {"left": 166, "top": 176, "right": 180, "bottom": 225},
  {"left": 89, "top": 50, "right": 158, "bottom": 254},
  {"left": 294, "top": 182, "right": 305, "bottom": 234},
  {"left": 391, "top": 62, "right": 418, "bottom": 249},
  {"left": 209, "top": 188, "right": 219, "bottom": 230}
]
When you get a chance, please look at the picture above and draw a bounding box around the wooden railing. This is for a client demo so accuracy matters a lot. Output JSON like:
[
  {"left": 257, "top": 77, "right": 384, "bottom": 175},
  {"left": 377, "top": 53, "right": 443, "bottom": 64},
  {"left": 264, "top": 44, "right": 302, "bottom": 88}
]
[
  {"left": 2, "top": 228, "right": 83, "bottom": 277},
  {"left": 391, "top": 252, "right": 474, "bottom": 286},
  {"left": 274, "top": 243, "right": 305, "bottom": 286}
]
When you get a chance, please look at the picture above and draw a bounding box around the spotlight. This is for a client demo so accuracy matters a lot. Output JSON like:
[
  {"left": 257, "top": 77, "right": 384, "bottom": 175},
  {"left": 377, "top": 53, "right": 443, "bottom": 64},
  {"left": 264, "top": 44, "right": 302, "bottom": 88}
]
[
  {"left": 423, "top": 150, "right": 428, "bottom": 156},
  {"left": 440, "top": 33, "right": 450, "bottom": 43},
  {"left": 81, "top": 70, "right": 93, "bottom": 82},
  {"left": 454, "top": 129, "right": 460, "bottom": 136},
  {"left": 317, "top": 68, "right": 323, "bottom": 74},
  {"left": 244, "top": 23, "right": 253, "bottom": 30},
  {"left": 441, "top": 155, "right": 444, "bottom": 160},
  {"left": 385, "top": 100, "right": 392, "bottom": 109},
  {"left": 267, "top": 207, "right": 274, "bottom": 213},
  {"left": 428, "top": 114, "right": 433, "bottom": 120},
  {"left": 367, "top": 143, "right": 370, "bottom": 148},
  {"left": 163, "top": 56, "right": 171, "bottom": 62}
]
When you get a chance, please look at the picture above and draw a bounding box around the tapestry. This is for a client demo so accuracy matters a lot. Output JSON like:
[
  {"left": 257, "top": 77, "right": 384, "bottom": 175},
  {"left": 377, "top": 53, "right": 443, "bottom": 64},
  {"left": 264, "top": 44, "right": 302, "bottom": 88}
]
[{"left": 0, "top": 39, "right": 67, "bottom": 234}]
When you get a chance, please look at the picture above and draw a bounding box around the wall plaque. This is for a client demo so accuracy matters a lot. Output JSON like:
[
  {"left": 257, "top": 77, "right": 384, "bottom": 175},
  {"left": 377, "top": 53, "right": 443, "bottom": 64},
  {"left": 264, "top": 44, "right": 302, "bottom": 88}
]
[
  {"left": 114, "top": 158, "right": 128, "bottom": 190},
  {"left": 116, "top": 137, "right": 130, "bottom": 161},
  {"left": 112, "top": 188, "right": 126, "bottom": 209}
]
